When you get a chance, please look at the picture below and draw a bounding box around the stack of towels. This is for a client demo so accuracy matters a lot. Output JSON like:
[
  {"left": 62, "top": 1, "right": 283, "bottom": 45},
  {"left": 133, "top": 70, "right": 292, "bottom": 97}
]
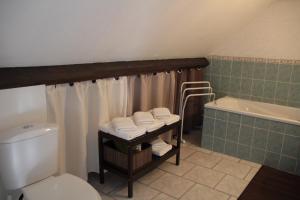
[
  {"left": 133, "top": 111, "right": 165, "bottom": 132},
  {"left": 100, "top": 117, "right": 146, "bottom": 140},
  {"left": 99, "top": 107, "right": 180, "bottom": 141},
  {"left": 151, "top": 108, "right": 180, "bottom": 125},
  {"left": 151, "top": 138, "right": 173, "bottom": 157}
]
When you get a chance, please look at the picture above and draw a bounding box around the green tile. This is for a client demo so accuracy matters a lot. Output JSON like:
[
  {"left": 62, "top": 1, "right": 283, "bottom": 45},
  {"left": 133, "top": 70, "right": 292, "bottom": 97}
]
[
  {"left": 226, "top": 122, "right": 240, "bottom": 142},
  {"left": 252, "top": 128, "right": 268, "bottom": 149},
  {"left": 269, "top": 121, "right": 285, "bottom": 133},
  {"left": 216, "top": 110, "right": 228, "bottom": 121},
  {"left": 264, "top": 152, "right": 280, "bottom": 168},
  {"left": 231, "top": 62, "right": 242, "bottom": 78},
  {"left": 219, "top": 76, "right": 230, "bottom": 92},
  {"left": 253, "top": 62, "right": 266, "bottom": 80},
  {"left": 203, "top": 74, "right": 211, "bottom": 81},
  {"left": 287, "top": 101, "right": 300, "bottom": 108},
  {"left": 213, "top": 138, "right": 225, "bottom": 153},
  {"left": 204, "top": 108, "right": 215, "bottom": 118},
  {"left": 201, "top": 135, "right": 212, "bottom": 150},
  {"left": 240, "top": 79, "right": 252, "bottom": 95},
  {"left": 237, "top": 144, "right": 250, "bottom": 160},
  {"left": 211, "top": 75, "right": 221, "bottom": 92},
  {"left": 285, "top": 124, "right": 300, "bottom": 137},
  {"left": 250, "top": 148, "right": 265, "bottom": 163},
  {"left": 275, "top": 82, "right": 289, "bottom": 101},
  {"left": 263, "top": 81, "right": 276, "bottom": 99},
  {"left": 239, "top": 125, "right": 253, "bottom": 146},
  {"left": 267, "top": 131, "right": 283, "bottom": 153},
  {"left": 279, "top": 156, "right": 297, "bottom": 173},
  {"left": 228, "top": 113, "right": 241, "bottom": 123},
  {"left": 239, "top": 94, "right": 251, "bottom": 100},
  {"left": 229, "top": 78, "right": 241, "bottom": 94},
  {"left": 202, "top": 117, "right": 215, "bottom": 136},
  {"left": 254, "top": 118, "right": 270, "bottom": 129},
  {"left": 221, "top": 60, "right": 232, "bottom": 76},
  {"left": 282, "top": 135, "right": 300, "bottom": 158},
  {"left": 289, "top": 84, "right": 300, "bottom": 102},
  {"left": 214, "top": 119, "right": 227, "bottom": 139},
  {"left": 224, "top": 141, "right": 238, "bottom": 156},
  {"left": 241, "top": 62, "right": 254, "bottom": 78},
  {"left": 251, "top": 80, "right": 264, "bottom": 97},
  {"left": 251, "top": 96, "right": 262, "bottom": 102},
  {"left": 265, "top": 63, "right": 278, "bottom": 81},
  {"left": 291, "top": 65, "right": 300, "bottom": 83},
  {"left": 277, "top": 64, "right": 292, "bottom": 82},
  {"left": 241, "top": 115, "right": 255, "bottom": 126},
  {"left": 211, "top": 59, "right": 221, "bottom": 74}
]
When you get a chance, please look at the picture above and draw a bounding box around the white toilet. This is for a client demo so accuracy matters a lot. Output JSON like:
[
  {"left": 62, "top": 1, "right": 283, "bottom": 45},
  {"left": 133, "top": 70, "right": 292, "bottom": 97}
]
[{"left": 0, "top": 123, "right": 101, "bottom": 200}]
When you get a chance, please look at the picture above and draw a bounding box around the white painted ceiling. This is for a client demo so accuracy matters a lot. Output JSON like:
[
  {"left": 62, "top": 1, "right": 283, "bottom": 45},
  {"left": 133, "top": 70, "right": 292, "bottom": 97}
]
[{"left": 0, "top": 0, "right": 277, "bottom": 67}]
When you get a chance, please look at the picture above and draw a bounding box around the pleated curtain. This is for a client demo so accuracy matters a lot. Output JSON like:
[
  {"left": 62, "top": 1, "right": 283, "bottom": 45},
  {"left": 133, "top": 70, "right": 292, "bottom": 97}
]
[{"left": 127, "top": 72, "right": 176, "bottom": 142}]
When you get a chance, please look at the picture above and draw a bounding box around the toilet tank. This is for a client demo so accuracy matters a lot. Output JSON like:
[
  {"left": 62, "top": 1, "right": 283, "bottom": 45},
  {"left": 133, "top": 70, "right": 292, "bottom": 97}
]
[{"left": 0, "top": 123, "right": 58, "bottom": 190}]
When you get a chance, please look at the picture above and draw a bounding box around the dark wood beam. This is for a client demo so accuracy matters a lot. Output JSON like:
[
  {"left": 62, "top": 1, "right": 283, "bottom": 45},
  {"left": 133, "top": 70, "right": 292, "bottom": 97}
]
[{"left": 0, "top": 58, "right": 209, "bottom": 90}]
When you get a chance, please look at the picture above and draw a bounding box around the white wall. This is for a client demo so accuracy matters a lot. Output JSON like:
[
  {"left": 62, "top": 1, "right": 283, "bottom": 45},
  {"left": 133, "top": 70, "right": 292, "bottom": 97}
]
[
  {"left": 0, "top": 0, "right": 274, "bottom": 67},
  {"left": 0, "top": 86, "right": 47, "bottom": 132},
  {"left": 212, "top": 0, "right": 300, "bottom": 60}
]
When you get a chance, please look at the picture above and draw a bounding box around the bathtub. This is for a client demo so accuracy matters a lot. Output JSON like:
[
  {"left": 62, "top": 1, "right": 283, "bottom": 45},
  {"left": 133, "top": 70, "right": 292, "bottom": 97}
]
[
  {"left": 201, "top": 96, "right": 300, "bottom": 175},
  {"left": 206, "top": 96, "right": 300, "bottom": 126}
]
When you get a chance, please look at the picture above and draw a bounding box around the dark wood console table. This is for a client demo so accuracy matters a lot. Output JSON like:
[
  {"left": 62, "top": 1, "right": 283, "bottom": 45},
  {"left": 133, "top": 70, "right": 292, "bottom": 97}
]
[{"left": 98, "top": 120, "right": 181, "bottom": 198}]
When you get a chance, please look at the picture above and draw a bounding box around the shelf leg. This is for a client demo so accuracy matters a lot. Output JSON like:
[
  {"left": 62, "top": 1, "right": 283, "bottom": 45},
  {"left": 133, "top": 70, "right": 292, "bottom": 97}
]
[
  {"left": 176, "top": 126, "right": 181, "bottom": 166},
  {"left": 128, "top": 145, "right": 133, "bottom": 198},
  {"left": 98, "top": 131, "right": 104, "bottom": 184}
]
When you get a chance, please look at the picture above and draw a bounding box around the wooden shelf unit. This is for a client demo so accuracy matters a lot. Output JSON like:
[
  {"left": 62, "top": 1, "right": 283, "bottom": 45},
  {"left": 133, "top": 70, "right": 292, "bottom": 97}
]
[{"left": 98, "top": 120, "right": 181, "bottom": 198}]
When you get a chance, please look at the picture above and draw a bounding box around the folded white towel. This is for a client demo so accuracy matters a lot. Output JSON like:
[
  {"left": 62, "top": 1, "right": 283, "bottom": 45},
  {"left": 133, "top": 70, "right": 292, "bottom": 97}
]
[
  {"left": 152, "top": 107, "right": 171, "bottom": 119},
  {"left": 133, "top": 111, "right": 155, "bottom": 125},
  {"left": 151, "top": 138, "right": 173, "bottom": 156},
  {"left": 138, "top": 120, "right": 165, "bottom": 132},
  {"left": 112, "top": 117, "right": 138, "bottom": 132},
  {"left": 99, "top": 122, "right": 146, "bottom": 140},
  {"left": 155, "top": 114, "right": 180, "bottom": 126}
]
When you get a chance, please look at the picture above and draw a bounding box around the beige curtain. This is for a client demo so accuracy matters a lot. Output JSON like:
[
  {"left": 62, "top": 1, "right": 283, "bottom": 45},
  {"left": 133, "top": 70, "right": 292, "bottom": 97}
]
[{"left": 127, "top": 72, "right": 176, "bottom": 142}]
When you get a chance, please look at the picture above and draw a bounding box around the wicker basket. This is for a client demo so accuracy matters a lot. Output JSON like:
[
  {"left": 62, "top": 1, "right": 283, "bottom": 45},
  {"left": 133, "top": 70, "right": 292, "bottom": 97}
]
[{"left": 103, "top": 141, "right": 152, "bottom": 171}]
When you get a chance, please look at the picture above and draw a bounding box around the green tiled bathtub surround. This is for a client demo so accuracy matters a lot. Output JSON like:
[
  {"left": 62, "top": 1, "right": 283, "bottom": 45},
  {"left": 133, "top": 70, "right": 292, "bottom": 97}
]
[
  {"left": 201, "top": 107, "right": 300, "bottom": 175},
  {"left": 204, "top": 56, "right": 300, "bottom": 108}
]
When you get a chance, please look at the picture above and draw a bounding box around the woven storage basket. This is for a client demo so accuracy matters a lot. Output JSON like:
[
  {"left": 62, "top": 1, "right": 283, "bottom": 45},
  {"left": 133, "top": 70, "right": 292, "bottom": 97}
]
[{"left": 103, "top": 141, "right": 152, "bottom": 171}]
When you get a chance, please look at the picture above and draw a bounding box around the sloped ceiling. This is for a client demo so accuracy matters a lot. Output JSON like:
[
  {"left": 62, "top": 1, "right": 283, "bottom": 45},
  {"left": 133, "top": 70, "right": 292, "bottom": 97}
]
[
  {"left": 0, "top": 0, "right": 276, "bottom": 67},
  {"left": 211, "top": 0, "right": 300, "bottom": 60}
]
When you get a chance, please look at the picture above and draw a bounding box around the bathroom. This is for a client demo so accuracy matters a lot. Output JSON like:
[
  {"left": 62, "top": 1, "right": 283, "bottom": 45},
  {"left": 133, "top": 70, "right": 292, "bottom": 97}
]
[{"left": 0, "top": 0, "right": 300, "bottom": 200}]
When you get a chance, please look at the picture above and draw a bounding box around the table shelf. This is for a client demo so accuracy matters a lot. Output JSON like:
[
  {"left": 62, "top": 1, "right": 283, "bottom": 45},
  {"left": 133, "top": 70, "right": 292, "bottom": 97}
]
[{"left": 98, "top": 120, "right": 181, "bottom": 198}]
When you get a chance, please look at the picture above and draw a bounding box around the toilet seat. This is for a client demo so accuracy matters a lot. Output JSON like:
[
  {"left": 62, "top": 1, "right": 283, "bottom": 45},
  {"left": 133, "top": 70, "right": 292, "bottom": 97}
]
[{"left": 22, "top": 174, "right": 101, "bottom": 200}]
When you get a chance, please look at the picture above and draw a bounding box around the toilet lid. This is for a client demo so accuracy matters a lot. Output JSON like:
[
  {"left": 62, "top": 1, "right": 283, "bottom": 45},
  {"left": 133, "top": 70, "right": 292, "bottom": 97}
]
[{"left": 22, "top": 174, "right": 101, "bottom": 200}]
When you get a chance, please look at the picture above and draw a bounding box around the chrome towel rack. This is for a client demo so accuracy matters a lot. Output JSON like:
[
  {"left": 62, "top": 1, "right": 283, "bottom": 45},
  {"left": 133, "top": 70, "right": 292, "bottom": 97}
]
[{"left": 179, "top": 81, "right": 215, "bottom": 143}]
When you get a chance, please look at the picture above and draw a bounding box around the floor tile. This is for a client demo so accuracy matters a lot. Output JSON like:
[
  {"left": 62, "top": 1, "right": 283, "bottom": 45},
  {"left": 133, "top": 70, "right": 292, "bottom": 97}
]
[
  {"left": 184, "top": 166, "right": 225, "bottom": 187},
  {"left": 229, "top": 196, "right": 237, "bottom": 200},
  {"left": 150, "top": 173, "right": 194, "bottom": 198},
  {"left": 215, "top": 175, "right": 248, "bottom": 197},
  {"left": 239, "top": 160, "right": 261, "bottom": 168},
  {"left": 152, "top": 193, "right": 176, "bottom": 200},
  {"left": 244, "top": 167, "right": 260, "bottom": 181},
  {"left": 88, "top": 172, "right": 126, "bottom": 194},
  {"left": 180, "top": 184, "right": 229, "bottom": 200},
  {"left": 180, "top": 146, "right": 197, "bottom": 159},
  {"left": 186, "top": 151, "right": 222, "bottom": 168},
  {"left": 138, "top": 169, "right": 166, "bottom": 185},
  {"left": 214, "top": 159, "right": 251, "bottom": 179},
  {"left": 212, "top": 152, "right": 240, "bottom": 162},
  {"left": 111, "top": 182, "right": 159, "bottom": 200},
  {"left": 187, "top": 143, "right": 213, "bottom": 154},
  {"left": 100, "top": 193, "right": 115, "bottom": 200},
  {"left": 159, "top": 160, "right": 195, "bottom": 176}
]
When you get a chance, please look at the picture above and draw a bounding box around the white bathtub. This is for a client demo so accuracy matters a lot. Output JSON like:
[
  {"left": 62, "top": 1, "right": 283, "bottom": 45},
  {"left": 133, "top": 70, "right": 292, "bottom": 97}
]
[{"left": 205, "top": 96, "right": 300, "bottom": 126}]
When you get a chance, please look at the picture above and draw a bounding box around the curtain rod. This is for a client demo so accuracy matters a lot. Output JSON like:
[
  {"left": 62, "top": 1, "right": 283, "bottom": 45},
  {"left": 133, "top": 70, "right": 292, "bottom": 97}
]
[{"left": 0, "top": 58, "right": 209, "bottom": 90}]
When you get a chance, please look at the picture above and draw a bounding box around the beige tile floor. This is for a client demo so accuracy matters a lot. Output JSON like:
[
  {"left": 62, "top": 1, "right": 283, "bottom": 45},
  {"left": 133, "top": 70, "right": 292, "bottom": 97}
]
[{"left": 89, "top": 142, "right": 261, "bottom": 200}]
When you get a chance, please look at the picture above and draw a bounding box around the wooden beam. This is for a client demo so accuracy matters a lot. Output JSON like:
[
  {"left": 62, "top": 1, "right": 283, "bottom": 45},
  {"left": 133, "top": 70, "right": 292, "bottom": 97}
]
[{"left": 0, "top": 58, "right": 209, "bottom": 89}]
